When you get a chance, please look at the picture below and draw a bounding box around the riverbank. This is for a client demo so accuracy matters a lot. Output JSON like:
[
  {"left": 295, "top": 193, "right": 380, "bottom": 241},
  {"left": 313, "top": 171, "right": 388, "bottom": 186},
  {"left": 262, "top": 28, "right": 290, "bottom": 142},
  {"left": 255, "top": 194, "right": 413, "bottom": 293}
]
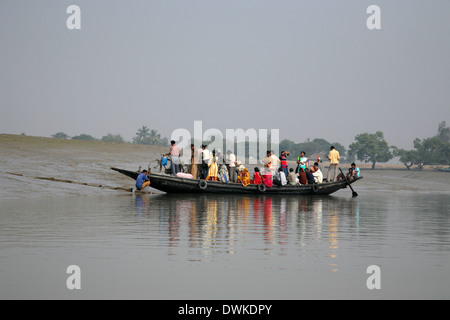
[{"left": 1, "top": 134, "right": 449, "bottom": 199}]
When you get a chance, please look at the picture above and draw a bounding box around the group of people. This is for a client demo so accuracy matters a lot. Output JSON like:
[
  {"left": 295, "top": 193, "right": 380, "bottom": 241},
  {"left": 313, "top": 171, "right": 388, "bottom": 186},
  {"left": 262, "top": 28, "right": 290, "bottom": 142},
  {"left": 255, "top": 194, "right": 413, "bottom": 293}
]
[{"left": 135, "top": 143, "right": 361, "bottom": 190}]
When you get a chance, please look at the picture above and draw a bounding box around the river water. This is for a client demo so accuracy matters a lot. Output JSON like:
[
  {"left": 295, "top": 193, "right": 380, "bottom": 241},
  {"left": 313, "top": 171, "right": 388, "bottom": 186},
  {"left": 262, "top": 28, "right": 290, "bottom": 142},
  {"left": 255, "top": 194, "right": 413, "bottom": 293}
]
[{"left": 0, "top": 157, "right": 449, "bottom": 299}]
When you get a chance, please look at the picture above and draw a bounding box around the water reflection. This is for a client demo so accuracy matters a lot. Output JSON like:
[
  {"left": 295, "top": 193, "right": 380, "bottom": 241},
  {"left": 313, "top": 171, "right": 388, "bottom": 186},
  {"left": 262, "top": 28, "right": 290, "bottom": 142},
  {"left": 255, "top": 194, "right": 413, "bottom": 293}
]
[{"left": 133, "top": 194, "right": 360, "bottom": 270}]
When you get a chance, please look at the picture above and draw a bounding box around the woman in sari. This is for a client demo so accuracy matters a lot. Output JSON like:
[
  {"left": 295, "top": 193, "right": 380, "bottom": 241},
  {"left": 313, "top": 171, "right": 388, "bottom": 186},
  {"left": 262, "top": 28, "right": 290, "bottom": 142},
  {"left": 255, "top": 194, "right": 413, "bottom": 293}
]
[
  {"left": 206, "top": 150, "right": 219, "bottom": 181},
  {"left": 298, "top": 167, "right": 308, "bottom": 185},
  {"left": 240, "top": 168, "right": 251, "bottom": 187}
]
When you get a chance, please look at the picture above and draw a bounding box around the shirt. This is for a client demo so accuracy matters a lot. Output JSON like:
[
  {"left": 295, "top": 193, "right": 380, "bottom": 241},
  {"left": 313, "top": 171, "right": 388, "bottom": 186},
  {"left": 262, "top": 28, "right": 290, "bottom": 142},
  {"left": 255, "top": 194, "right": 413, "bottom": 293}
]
[
  {"left": 227, "top": 153, "right": 236, "bottom": 167},
  {"left": 280, "top": 155, "right": 288, "bottom": 168},
  {"left": 275, "top": 171, "right": 287, "bottom": 186},
  {"left": 270, "top": 154, "right": 280, "bottom": 170},
  {"left": 328, "top": 149, "right": 340, "bottom": 164},
  {"left": 306, "top": 171, "right": 315, "bottom": 185},
  {"left": 353, "top": 167, "right": 360, "bottom": 178},
  {"left": 170, "top": 145, "right": 180, "bottom": 157},
  {"left": 287, "top": 172, "right": 297, "bottom": 184},
  {"left": 298, "top": 156, "right": 308, "bottom": 169},
  {"left": 202, "top": 149, "right": 210, "bottom": 161},
  {"left": 135, "top": 173, "right": 149, "bottom": 189}
]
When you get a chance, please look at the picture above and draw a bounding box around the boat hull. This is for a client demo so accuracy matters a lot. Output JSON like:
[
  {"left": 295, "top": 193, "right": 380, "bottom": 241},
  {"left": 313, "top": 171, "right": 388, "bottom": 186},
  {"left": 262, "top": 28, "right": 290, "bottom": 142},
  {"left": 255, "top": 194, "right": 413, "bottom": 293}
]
[{"left": 111, "top": 167, "right": 361, "bottom": 196}]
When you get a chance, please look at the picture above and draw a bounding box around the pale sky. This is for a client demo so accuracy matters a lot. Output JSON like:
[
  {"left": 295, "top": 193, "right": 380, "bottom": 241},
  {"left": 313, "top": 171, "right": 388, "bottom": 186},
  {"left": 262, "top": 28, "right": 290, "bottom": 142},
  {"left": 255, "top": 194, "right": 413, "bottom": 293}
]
[{"left": 0, "top": 0, "right": 449, "bottom": 149}]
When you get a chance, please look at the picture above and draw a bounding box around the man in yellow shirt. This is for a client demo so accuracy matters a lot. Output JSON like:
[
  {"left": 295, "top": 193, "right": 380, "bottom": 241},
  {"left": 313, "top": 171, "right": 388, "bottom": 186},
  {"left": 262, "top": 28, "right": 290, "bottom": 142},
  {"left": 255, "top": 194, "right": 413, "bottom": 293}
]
[{"left": 327, "top": 146, "right": 340, "bottom": 182}]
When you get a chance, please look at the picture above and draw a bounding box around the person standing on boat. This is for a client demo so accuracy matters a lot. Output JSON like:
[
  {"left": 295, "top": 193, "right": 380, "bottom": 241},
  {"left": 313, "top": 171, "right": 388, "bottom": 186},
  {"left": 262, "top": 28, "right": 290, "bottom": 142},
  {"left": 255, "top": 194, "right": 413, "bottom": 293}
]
[
  {"left": 280, "top": 151, "right": 289, "bottom": 177},
  {"left": 226, "top": 150, "right": 237, "bottom": 182},
  {"left": 327, "top": 146, "right": 340, "bottom": 181},
  {"left": 269, "top": 150, "right": 280, "bottom": 176},
  {"left": 201, "top": 144, "right": 210, "bottom": 179},
  {"left": 206, "top": 149, "right": 219, "bottom": 181},
  {"left": 136, "top": 170, "right": 150, "bottom": 190},
  {"left": 296, "top": 151, "right": 308, "bottom": 173},
  {"left": 165, "top": 140, "right": 181, "bottom": 176},
  {"left": 190, "top": 144, "right": 198, "bottom": 179},
  {"left": 195, "top": 145, "right": 203, "bottom": 179}
]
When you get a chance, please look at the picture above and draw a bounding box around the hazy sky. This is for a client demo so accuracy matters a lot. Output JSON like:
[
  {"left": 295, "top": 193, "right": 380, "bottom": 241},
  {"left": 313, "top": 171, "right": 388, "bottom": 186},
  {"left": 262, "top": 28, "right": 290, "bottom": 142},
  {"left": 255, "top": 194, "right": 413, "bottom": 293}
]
[{"left": 0, "top": 0, "right": 449, "bottom": 149}]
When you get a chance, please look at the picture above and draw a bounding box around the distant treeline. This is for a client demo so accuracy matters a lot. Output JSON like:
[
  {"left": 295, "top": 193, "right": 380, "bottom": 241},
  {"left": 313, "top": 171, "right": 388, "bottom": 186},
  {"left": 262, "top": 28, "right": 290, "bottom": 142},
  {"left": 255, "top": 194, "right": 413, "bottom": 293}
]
[
  {"left": 51, "top": 126, "right": 168, "bottom": 146},
  {"left": 50, "top": 121, "right": 449, "bottom": 169},
  {"left": 392, "top": 121, "right": 449, "bottom": 170}
]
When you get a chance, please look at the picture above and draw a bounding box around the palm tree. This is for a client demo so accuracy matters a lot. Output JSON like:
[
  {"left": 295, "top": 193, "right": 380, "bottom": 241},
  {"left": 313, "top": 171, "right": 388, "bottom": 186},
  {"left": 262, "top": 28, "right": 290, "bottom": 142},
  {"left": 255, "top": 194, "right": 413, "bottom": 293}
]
[
  {"left": 133, "top": 126, "right": 150, "bottom": 144},
  {"left": 149, "top": 129, "right": 160, "bottom": 145}
]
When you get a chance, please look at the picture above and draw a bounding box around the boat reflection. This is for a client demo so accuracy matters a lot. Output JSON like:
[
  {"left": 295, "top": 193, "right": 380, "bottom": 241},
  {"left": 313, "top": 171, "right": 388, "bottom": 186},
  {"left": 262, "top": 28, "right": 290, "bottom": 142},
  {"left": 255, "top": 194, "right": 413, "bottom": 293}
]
[{"left": 133, "top": 194, "right": 360, "bottom": 270}]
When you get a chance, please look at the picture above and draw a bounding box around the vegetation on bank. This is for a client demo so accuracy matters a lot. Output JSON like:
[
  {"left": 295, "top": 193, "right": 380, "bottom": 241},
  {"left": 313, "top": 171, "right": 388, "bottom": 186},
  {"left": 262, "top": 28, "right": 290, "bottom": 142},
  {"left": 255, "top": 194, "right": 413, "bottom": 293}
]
[
  {"left": 44, "top": 121, "right": 449, "bottom": 169},
  {"left": 392, "top": 121, "right": 449, "bottom": 170}
]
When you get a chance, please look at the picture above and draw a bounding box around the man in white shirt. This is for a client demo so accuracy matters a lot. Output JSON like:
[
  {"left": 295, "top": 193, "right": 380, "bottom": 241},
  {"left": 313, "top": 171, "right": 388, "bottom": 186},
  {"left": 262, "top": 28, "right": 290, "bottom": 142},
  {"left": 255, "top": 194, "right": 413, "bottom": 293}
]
[
  {"left": 311, "top": 162, "right": 323, "bottom": 183},
  {"left": 226, "top": 150, "right": 237, "bottom": 182},
  {"left": 201, "top": 145, "right": 210, "bottom": 179},
  {"left": 269, "top": 151, "right": 280, "bottom": 176}
]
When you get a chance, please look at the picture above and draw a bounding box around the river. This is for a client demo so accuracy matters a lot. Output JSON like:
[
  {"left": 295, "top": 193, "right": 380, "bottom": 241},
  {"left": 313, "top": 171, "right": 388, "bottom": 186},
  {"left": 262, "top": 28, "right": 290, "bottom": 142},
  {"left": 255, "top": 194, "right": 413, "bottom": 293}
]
[{"left": 0, "top": 138, "right": 449, "bottom": 299}]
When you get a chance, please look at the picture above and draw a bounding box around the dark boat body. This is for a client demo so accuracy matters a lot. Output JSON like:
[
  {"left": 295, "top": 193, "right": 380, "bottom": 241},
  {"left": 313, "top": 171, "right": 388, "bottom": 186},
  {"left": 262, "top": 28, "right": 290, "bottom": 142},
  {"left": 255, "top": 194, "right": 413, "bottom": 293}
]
[{"left": 111, "top": 167, "right": 362, "bottom": 195}]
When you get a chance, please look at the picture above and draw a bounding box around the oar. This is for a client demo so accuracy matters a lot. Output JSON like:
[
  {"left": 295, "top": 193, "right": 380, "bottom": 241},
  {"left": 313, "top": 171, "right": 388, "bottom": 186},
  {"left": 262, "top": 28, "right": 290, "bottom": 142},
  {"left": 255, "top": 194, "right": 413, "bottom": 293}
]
[{"left": 339, "top": 168, "right": 358, "bottom": 197}]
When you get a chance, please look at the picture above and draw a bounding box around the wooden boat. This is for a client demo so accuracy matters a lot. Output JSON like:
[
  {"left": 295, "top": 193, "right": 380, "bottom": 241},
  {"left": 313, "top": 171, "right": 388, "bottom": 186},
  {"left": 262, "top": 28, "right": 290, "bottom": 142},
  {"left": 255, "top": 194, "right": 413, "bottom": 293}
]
[{"left": 111, "top": 167, "right": 362, "bottom": 195}]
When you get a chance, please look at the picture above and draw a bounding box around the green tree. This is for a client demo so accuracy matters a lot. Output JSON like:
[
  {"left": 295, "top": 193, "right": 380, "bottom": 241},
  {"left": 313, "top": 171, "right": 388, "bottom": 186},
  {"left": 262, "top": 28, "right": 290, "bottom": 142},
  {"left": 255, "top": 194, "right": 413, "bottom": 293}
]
[
  {"left": 52, "top": 132, "right": 70, "bottom": 139},
  {"left": 133, "top": 125, "right": 150, "bottom": 144},
  {"left": 71, "top": 134, "right": 97, "bottom": 141},
  {"left": 348, "top": 131, "right": 393, "bottom": 169},
  {"left": 279, "top": 138, "right": 346, "bottom": 160},
  {"left": 437, "top": 121, "right": 450, "bottom": 144},
  {"left": 393, "top": 122, "right": 450, "bottom": 169},
  {"left": 392, "top": 147, "right": 418, "bottom": 170},
  {"left": 101, "top": 133, "right": 124, "bottom": 143},
  {"left": 132, "top": 126, "right": 167, "bottom": 146}
]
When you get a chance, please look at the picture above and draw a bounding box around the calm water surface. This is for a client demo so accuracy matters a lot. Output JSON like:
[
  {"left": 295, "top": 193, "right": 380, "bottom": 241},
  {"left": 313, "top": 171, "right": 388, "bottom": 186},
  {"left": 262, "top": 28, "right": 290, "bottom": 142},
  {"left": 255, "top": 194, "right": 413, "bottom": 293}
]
[{"left": 0, "top": 170, "right": 449, "bottom": 299}]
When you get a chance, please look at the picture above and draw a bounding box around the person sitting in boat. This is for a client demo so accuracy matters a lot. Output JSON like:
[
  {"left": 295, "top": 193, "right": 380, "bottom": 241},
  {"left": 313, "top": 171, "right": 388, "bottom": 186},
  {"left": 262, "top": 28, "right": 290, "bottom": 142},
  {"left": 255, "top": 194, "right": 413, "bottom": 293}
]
[
  {"left": 252, "top": 167, "right": 262, "bottom": 185},
  {"left": 136, "top": 170, "right": 150, "bottom": 190},
  {"left": 262, "top": 169, "right": 273, "bottom": 188},
  {"left": 206, "top": 149, "right": 219, "bottom": 181},
  {"left": 351, "top": 163, "right": 360, "bottom": 178},
  {"left": 298, "top": 167, "right": 308, "bottom": 185},
  {"left": 311, "top": 162, "right": 323, "bottom": 183},
  {"left": 217, "top": 164, "right": 229, "bottom": 183},
  {"left": 287, "top": 168, "right": 298, "bottom": 186},
  {"left": 240, "top": 168, "right": 251, "bottom": 187},
  {"left": 273, "top": 167, "right": 287, "bottom": 186},
  {"left": 305, "top": 168, "right": 315, "bottom": 185},
  {"left": 337, "top": 168, "right": 354, "bottom": 181}
]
